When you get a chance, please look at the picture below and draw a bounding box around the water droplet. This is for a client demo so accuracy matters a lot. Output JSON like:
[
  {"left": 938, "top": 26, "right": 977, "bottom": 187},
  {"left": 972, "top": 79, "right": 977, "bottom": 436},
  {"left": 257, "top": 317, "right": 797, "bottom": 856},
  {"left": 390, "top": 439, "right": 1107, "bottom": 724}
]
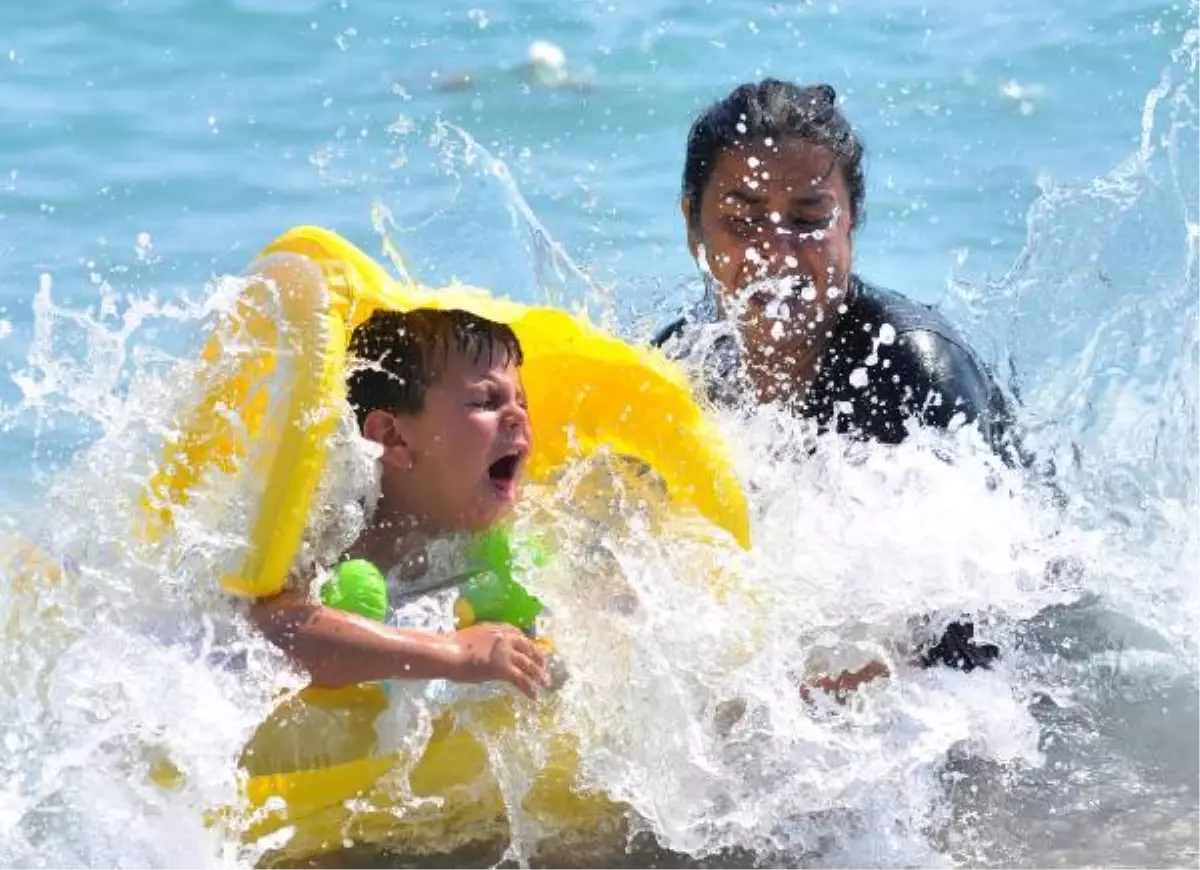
[{"left": 386, "top": 115, "right": 414, "bottom": 136}]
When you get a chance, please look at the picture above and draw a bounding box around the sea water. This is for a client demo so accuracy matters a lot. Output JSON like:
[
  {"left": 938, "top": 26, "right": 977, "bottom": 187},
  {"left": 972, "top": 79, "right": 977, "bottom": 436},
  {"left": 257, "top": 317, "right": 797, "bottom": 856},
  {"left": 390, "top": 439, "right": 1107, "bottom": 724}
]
[{"left": 0, "top": 1, "right": 1195, "bottom": 867}]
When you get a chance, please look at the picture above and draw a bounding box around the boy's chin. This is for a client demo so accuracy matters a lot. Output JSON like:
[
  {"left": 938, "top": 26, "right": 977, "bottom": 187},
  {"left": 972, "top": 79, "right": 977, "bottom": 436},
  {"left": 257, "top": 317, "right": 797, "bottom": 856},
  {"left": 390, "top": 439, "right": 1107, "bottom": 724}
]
[{"left": 469, "top": 495, "right": 518, "bottom": 531}]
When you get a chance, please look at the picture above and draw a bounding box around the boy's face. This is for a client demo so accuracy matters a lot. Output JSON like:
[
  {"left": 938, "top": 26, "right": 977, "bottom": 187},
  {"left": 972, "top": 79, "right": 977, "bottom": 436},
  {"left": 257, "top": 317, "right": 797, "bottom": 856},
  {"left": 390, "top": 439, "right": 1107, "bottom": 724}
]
[{"left": 366, "top": 348, "right": 531, "bottom": 535}]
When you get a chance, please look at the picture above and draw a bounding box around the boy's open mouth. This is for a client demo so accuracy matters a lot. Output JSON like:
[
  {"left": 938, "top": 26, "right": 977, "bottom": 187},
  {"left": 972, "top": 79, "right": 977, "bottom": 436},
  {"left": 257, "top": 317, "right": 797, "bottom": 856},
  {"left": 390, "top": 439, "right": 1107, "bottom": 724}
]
[{"left": 488, "top": 452, "right": 522, "bottom": 484}]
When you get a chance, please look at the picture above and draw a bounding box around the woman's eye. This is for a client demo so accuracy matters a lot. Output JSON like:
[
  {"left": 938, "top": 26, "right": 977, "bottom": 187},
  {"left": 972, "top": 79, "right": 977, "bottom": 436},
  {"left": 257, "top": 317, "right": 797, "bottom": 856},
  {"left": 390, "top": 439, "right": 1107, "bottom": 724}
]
[
  {"left": 726, "top": 215, "right": 760, "bottom": 236},
  {"left": 791, "top": 214, "right": 831, "bottom": 233}
]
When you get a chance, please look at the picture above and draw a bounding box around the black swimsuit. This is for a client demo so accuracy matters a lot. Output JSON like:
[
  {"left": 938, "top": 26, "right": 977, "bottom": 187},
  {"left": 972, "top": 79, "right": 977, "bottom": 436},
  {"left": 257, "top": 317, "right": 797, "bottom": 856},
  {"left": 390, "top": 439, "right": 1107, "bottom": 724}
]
[
  {"left": 653, "top": 274, "right": 1024, "bottom": 465},
  {"left": 654, "top": 275, "right": 1016, "bottom": 673}
]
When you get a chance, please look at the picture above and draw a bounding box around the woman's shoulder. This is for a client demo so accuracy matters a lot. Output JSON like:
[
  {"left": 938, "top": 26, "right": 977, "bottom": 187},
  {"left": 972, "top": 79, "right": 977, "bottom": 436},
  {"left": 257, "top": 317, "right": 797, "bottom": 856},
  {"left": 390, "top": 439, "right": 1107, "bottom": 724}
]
[
  {"left": 832, "top": 275, "right": 1020, "bottom": 440},
  {"left": 650, "top": 288, "right": 718, "bottom": 349},
  {"left": 848, "top": 277, "right": 972, "bottom": 349},
  {"left": 845, "top": 276, "right": 996, "bottom": 379}
]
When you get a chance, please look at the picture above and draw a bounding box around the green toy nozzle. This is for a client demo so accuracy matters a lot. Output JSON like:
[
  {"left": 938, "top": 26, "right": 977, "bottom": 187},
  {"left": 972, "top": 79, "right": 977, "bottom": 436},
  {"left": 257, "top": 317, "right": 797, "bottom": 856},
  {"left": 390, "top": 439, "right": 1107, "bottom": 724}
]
[{"left": 321, "top": 558, "right": 388, "bottom": 623}]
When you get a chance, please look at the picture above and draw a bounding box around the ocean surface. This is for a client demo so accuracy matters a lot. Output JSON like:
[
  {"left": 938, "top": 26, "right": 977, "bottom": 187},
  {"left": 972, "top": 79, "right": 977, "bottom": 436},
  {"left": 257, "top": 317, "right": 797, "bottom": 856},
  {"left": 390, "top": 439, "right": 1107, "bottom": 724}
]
[
  {"left": 0, "top": 1, "right": 1196, "bottom": 867},
  {"left": 0, "top": 0, "right": 1192, "bottom": 473}
]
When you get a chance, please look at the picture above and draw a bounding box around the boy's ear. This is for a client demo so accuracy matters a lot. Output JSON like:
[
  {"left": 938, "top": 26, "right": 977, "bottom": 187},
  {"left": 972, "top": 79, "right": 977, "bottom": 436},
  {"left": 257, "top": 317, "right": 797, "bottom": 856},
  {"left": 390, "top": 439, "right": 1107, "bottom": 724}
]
[{"left": 363, "top": 409, "right": 414, "bottom": 470}]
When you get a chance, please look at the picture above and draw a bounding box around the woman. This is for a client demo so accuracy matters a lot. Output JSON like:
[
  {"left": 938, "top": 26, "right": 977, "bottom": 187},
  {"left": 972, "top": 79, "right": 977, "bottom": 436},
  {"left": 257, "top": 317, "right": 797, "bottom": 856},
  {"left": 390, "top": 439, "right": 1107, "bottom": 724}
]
[
  {"left": 656, "top": 79, "right": 1009, "bottom": 675},
  {"left": 654, "top": 79, "right": 1019, "bottom": 463}
]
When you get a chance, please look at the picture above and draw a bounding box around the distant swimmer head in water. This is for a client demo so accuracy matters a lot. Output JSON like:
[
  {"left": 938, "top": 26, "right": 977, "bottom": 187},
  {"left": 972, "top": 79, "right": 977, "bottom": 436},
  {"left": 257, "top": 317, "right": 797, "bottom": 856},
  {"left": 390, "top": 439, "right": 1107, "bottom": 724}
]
[
  {"left": 681, "top": 80, "right": 865, "bottom": 384},
  {"left": 524, "top": 39, "right": 568, "bottom": 85}
]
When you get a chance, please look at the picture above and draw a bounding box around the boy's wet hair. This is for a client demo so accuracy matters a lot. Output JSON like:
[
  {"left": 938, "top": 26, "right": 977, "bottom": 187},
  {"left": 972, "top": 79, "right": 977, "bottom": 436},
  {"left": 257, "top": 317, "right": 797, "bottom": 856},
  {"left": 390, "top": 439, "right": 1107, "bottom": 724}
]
[
  {"left": 682, "top": 79, "right": 866, "bottom": 234},
  {"left": 346, "top": 308, "right": 524, "bottom": 427}
]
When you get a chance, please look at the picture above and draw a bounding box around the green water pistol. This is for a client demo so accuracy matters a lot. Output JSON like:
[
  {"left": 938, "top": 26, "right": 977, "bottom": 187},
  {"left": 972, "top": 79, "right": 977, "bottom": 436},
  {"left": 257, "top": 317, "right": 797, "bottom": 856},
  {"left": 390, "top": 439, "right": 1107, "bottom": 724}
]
[
  {"left": 453, "top": 527, "right": 547, "bottom": 633},
  {"left": 320, "top": 558, "right": 389, "bottom": 622},
  {"left": 321, "top": 527, "right": 547, "bottom": 633}
]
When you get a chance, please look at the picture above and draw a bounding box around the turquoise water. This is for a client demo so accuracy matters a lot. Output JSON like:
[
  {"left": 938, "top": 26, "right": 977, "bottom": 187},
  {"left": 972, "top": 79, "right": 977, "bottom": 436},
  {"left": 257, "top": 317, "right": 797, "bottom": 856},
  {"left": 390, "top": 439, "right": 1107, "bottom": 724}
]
[
  {"left": 0, "top": 1, "right": 1196, "bottom": 867},
  {"left": 0, "top": 1, "right": 1184, "bottom": 324},
  {"left": 0, "top": 0, "right": 1189, "bottom": 478}
]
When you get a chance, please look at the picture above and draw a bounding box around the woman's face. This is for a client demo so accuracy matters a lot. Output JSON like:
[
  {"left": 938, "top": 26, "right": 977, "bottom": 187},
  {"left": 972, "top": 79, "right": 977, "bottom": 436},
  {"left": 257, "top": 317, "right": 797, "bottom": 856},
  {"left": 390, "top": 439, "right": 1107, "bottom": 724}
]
[{"left": 684, "top": 136, "right": 854, "bottom": 370}]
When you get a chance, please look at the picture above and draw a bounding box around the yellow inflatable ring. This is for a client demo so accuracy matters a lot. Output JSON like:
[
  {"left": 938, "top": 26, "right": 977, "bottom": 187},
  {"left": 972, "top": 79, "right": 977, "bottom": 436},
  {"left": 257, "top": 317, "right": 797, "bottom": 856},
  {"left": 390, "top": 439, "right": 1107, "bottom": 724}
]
[
  {"left": 143, "top": 224, "right": 748, "bottom": 599},
  {"left": 133, "top": 226, "right": 751, "bottom": 863}
]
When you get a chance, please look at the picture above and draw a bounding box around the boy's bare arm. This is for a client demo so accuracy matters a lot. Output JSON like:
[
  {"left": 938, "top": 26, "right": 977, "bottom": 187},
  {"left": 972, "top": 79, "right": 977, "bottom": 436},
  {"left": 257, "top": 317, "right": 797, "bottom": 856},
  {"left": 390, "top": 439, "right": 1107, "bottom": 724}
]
[{"left": 250, "top": 590, "right": 549, "bottom": 698}]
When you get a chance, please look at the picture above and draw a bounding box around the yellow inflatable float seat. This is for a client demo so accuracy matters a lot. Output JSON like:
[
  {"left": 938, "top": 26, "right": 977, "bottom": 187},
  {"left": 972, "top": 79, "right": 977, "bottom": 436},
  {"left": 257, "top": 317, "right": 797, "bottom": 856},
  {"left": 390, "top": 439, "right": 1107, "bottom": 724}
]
[
  {"left": 134, "top": 225, "right": 750, "bottom": 863},
  {"left": 237, "top": 690, "right": 614, "bottom": 864}
]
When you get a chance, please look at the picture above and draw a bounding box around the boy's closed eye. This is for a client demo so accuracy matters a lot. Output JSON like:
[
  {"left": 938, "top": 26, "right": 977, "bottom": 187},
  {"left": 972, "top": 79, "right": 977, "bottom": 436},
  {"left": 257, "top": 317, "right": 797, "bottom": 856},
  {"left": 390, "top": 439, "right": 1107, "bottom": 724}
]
[
  {"left": 465, "top": 385, "right": 528, "bottom": 412},
  {"left": 466, "top": 389, "right": 504, "bottom": 411}
]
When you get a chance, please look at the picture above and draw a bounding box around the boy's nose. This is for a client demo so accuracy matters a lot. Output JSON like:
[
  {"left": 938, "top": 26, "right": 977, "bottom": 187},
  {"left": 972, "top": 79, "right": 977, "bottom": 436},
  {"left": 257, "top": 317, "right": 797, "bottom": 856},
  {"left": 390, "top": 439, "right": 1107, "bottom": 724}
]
[{"left": 502, "top": 400, "right": 530, "bottom": 430}]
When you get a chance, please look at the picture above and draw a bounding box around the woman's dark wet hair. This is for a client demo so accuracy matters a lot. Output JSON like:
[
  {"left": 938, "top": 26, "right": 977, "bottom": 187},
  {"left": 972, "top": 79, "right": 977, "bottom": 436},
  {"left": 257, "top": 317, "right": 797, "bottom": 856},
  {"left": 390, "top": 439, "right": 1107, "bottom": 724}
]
[{"left": 682, "top": 79, "right": 866, "bottom": 233}]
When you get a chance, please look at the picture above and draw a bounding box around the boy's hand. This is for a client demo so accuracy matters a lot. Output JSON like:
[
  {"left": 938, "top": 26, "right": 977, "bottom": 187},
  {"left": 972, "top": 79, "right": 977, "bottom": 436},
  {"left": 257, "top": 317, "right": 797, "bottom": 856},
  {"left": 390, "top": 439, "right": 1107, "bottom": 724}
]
[{"left": 447, "top": 623, "right": 550, "bottom": 700}]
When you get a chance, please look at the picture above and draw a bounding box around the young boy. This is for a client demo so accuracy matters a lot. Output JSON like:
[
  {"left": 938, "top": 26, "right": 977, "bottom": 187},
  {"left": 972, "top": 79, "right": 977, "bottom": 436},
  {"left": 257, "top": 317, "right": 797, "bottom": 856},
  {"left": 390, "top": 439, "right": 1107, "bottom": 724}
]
[{"left": 250, "top": 308, "right": 551, "bottom": 700}]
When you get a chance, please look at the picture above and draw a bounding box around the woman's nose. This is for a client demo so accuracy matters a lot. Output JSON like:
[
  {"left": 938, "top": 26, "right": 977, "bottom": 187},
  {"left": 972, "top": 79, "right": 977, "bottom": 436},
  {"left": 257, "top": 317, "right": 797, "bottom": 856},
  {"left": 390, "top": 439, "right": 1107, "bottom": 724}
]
[
  {"left": 768, "top": 226, "right": 808, "bottom": 265},
  {"left": 772, "top": 230, "right": 832, "bottom": 282}
]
